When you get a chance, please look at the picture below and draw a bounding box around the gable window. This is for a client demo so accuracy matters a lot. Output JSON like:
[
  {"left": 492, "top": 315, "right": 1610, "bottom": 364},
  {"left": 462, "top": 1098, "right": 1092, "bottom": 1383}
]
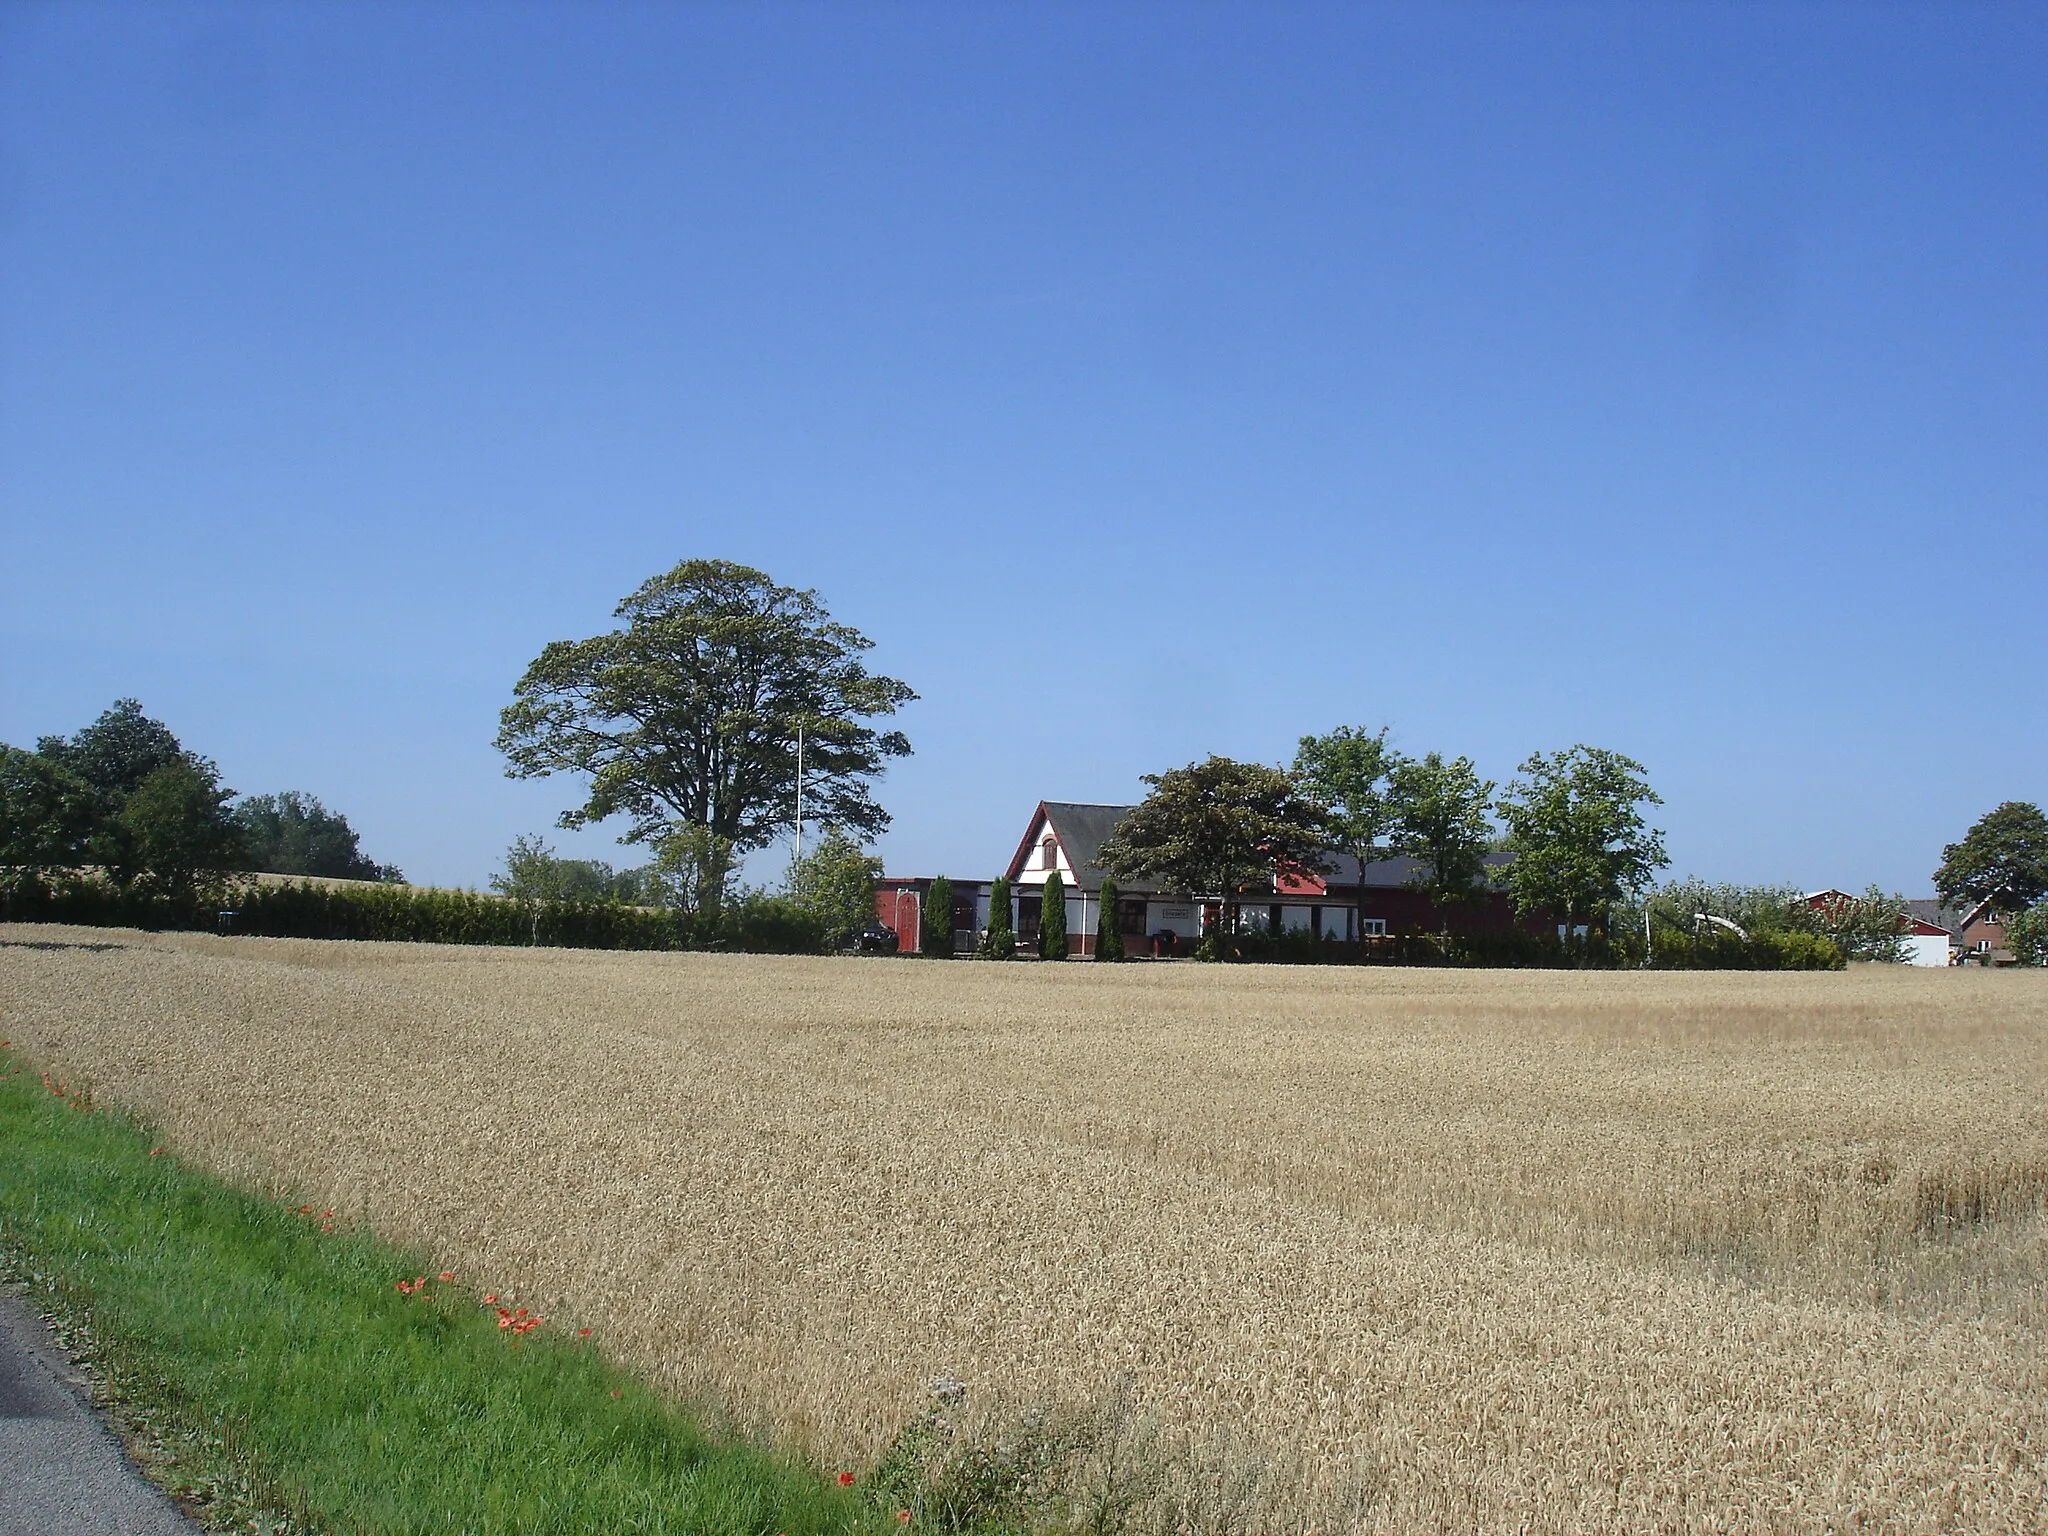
[{"left": 1041, "top": 835, "right": 1059, "bottom": 871}]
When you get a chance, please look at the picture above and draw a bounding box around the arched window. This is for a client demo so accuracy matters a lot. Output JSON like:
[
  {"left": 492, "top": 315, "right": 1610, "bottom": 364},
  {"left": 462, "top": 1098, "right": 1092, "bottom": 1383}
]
[{"left": 1041, "top": 835, "right": 1058, "bottom": 870}]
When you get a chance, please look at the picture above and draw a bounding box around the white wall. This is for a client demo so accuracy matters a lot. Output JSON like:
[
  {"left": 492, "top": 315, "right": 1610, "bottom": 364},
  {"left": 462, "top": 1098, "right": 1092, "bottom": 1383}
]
[
  {"left": 1018, "top": 819, "right": 1076, "bottom": 882},
  {"left": 1904, "top": 934, "right": 1950, "bottom": 967}
]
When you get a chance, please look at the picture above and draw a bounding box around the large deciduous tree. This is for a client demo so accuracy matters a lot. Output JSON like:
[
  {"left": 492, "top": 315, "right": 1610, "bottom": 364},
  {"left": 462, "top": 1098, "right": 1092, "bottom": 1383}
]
[
  {"left": 1293, "top": 724, "right": 1403, "bottom": 946},
  {"left": 1934, "top": 801, "right": 2048, "bottom": 915},
  {"left": 495, "top": 560, "right": 914, "bottom": 915},
  {"left": 1496, "top": 745, "right": 1668, "bottom": 940},
  {"left": 36, "top": 699, "right": 187, "bottom": 804},
  {"left": 1095, "top": 755, "right": 1326, "bottom": 960},
  {"left": 234, "top": 791, "right": 400, "bottom": 882},
  {"left": 31, "top": 700, "right": 240, "bottom": 891},
  {"left": 114, "top": 757, "right": 243, "bottom": 894},
  {"left": 1386, "top": 752, "right": 1496, "bottom": 911},
  {"left": 0, "top": 746, "right": 96, "bottom": 879}
]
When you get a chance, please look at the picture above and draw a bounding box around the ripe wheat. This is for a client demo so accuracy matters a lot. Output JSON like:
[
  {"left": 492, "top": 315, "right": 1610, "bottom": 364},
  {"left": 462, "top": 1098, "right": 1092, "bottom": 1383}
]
[{"left": 2, "top": 926, "right": 2042, "bottom": 1533}]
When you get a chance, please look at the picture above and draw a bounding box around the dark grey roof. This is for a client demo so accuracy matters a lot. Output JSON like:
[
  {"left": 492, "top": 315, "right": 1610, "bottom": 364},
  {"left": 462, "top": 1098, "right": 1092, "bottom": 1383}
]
[
  {"left": 1035, "top": 804, "right": 1511, "bottom": 896},
  {"left": 1039, "top": 803, "right": 1155, "bottom": 892},
  {"left": 1904, "top": 899, "right": 1965, "bottom": 935},
  {"left": 1320, "top": 849, "right": 1514, "bottom": 891}
]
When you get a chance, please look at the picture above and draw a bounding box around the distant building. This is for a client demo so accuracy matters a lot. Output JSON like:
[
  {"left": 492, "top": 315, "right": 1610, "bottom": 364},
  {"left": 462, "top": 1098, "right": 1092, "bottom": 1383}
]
[
  {"left": 1802, "top": 889, "right": 2014, "bottom": 966},
  {"left": 1903, "top": 898, "right": 2013, "bottom": 966},
  {"left": 872, "top": 800, "right": 1540, "bottom": 957}
]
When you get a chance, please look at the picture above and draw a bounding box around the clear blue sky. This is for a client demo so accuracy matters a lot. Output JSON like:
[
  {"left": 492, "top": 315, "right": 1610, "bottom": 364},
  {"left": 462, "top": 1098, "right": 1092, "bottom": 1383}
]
[{"left": 3, "top": 3, "right": 2042, "bottom": 894}]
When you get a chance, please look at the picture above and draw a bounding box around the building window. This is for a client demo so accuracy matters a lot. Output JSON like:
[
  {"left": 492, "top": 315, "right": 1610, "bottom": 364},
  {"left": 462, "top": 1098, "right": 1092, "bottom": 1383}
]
[
  {"left": 1116, "top": 898, "right": 1148, "bottom": 934},
  {"left": 1041, "top": 836, "right": 1058, "bottom": 871},
  {"left": 1360, "top": 918, "right": 1388, "bottom": 937}
]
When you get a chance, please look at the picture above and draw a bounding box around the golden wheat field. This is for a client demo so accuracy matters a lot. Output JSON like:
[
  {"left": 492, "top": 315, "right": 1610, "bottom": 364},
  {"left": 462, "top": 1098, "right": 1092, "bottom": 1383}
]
[{"left": 2, "top": 925, "right": 2043, "bottom": 1534}]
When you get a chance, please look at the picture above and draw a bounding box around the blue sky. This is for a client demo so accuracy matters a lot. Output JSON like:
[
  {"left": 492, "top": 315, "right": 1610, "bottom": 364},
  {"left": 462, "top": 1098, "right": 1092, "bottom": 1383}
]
[{"left": 3, "top": 3, "right": 2042, "bottom": 894}]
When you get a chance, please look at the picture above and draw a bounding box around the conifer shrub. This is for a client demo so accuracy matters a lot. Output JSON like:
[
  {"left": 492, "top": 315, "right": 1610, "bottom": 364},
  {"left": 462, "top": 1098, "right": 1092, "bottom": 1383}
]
[
  {"left": 921, "top": 876, "right": 955, "bottom": 958},
  {"left": 1039, "top": 870, "right": 1067, "bottom": 960},
  {"left": 1095, "top": 877, "right": 1124, "bottom": 962},
  {"left": 976, "top": 876, "right": 1016, "bottom": 960}
]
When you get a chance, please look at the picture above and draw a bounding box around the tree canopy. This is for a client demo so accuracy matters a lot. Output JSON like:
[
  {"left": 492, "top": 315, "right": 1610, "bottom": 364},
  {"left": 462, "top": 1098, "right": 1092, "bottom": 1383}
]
[
  {"left": 1934, "top": 801, "right": 2048, "bottom": 913},
  {"left": 490, "top": 834, "right": 645, "bottom": 905},
  {"left": 36, "top": 698, "right": 187, "bottom": 803},
  {"left": 116, "top": 757, "right": 243, "bottom": 893},
  {"left": 1497, "top": 745, "right": 1668, "bottom": 934},
  {"left": 19, "top": 701, "right": 240, "bottom": 890},
  {"left": 1294, "top": 724, "right": 1403, "bottom": 942},
  {"left": 0, "top": 746, "right": 96, "bottom": 875},
  {"left": 234, "top": 791, "right": 401, "bottom": 882},
  {"left": 1095, "top": 755, "right": 1325, "bottom": 956},
  {"left": 1386, "top": 752, "right": 1496, "bottom": 908},
  {"left": 788, "top": 826, "right": 882, "bottom": 945},
  {"left": 495, "top": 560, "right": 913, "bottom": 912}
]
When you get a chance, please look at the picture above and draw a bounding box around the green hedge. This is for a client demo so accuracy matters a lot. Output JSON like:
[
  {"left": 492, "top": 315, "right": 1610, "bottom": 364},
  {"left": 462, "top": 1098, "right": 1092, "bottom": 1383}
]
[
  {"left": 1635, "top": 925, "right": 1844, "bottom": 971},
  {"left": 0, "top": 873, "right": 828, "bottom": 956}
]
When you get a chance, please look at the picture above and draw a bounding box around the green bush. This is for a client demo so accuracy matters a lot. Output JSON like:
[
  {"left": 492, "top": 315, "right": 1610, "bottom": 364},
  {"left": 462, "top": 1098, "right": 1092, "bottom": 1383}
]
[
  {"left": 1039, "top": 870, "right": 1067, "bottom": 960},
  {"left": 1095, "top": 878, "right": 1123, "bottom": 962},
  {"left": 920, "top": 875, "right": 955, "bottom": 958},
  {"left": 2007, "top": 902, "right": 2048, "bottom": 966},
  {"left": 976, "top": 877, "right": 1016, "bottom": 960},
  {"left": 0, "top": 872, "right": 828, "bottom": 956},
  {"left": 1640, "top": 921, "right": 1843, "bottom": 971}
]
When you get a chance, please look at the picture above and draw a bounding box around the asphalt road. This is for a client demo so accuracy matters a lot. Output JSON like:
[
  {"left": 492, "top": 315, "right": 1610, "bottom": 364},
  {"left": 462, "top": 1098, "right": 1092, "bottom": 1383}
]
[{"left": 0, "top": 1288, "right": 198, "bottom": 1536}]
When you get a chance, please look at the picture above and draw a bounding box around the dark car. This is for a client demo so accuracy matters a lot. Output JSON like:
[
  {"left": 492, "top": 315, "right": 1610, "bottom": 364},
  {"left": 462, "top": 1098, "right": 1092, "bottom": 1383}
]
[{"left": 850, "top": 922, "right": 900, "bottom": 954}]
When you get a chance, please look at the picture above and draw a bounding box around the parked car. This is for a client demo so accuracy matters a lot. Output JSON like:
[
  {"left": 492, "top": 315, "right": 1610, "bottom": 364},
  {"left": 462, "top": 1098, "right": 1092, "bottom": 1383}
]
[{"left": 849, "top": 922, "right": 899, "bottom": 954}]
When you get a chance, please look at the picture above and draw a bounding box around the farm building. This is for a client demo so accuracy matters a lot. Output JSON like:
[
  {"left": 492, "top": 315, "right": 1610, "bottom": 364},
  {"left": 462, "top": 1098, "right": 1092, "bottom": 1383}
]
[
  {"left": 1903, "top": 898, "right": 2014, "bottom": 965},
  {"left": 874, "top": 800, "right": 1537, "bottom": 956},
  {"left": 1801, "top": 890, "right": 2015, "bottom": 966}
]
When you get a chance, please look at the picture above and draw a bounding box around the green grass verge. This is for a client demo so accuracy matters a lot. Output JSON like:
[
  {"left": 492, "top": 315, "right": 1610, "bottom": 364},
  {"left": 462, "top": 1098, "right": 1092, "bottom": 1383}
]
[{"left": 0, "top": 1047, "right": 883, "bottom": 1536}]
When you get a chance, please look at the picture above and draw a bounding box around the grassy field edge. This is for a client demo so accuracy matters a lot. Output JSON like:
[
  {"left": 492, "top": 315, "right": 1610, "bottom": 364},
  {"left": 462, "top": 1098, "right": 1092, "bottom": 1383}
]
[{"left": 0, "top": 1044, "right": 884, "bottom": 1536}]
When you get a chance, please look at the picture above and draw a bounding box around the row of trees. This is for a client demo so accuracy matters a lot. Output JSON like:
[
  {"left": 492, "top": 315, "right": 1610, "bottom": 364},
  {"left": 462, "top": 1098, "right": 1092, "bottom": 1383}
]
[
  {"left": 1079, "top": 733, "right": 1668, "bottom": 959},
  {"left": 487, "top": 823, "right": 887, "bottom": 950},
  {"left": 1, "top": 700, "right": 401, "bottom": 899}
]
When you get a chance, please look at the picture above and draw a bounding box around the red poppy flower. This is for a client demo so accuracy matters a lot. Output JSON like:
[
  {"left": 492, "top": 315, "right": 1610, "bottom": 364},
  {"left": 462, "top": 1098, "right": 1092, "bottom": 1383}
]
[
  {"left": 482, "top": 1294, "right": 497, "bottom": 1304},
  {"left": 148, "top": 1148, "right": 164, "bottom": 1157},
  {"left": 438, "top": 1271, "right": 454, "bottom": 1283},
  {"left": 498, "top": 1317, "right": 512, "bottom": 1329},
  {"left": 577, "top": 1328, "right": 590, "bottom": 1338},
  {"left": 896, "top": 1510, "right": 912, "bottom": 1523},
  {"left": 837, "top": 1473, "right": 855, "bottom": 1487}
]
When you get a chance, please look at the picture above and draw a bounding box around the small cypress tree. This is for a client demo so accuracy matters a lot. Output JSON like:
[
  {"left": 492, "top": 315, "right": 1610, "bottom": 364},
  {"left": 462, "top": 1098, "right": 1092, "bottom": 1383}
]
[
  {"left": 1095, "top": 877, "right": 1124, "bottom": 962},
  {"left": 1039, "top": 869, "right": 1067, "bottom": 959},
  {"left": 977, "top": 876, "right": 1016, "bottom": 960},
  {"left": 921, "top": 875, "right": 955, "bottom": 958}
]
